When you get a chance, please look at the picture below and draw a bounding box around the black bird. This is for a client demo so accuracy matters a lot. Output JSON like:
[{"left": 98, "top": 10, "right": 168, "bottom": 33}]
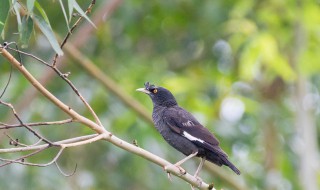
[{"left": 137, "top": 82, "right": 240, "bottom": 178}]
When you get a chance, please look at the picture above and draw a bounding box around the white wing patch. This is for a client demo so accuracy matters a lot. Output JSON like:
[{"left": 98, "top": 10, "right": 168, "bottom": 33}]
[
  {"left": 182, "top": 120, "right": 194, "bottom": 127},
  {"left": 183, "top": 131, "right": 204, "bottom": 143}
]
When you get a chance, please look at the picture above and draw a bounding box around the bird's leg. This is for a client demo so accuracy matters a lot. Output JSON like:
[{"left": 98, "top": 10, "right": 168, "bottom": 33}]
[
  {"left": 170, "top": 151, "right": 198, "bottom": 175},
  {"left": 175, "top": 151, "right": 198, "bottom": 167},
  {"left": 191, "top": 157, "right": 205, "bottom": 188},
  {"left": 194, "top": 157, "right": 205, "bottom": 178},
  {"left": 164, "top": 152, "right": 198, "bottom": 179}
]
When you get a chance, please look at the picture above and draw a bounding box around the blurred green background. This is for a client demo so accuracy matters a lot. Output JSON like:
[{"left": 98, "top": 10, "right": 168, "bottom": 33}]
[{"left": 0, "top": 0, "right": 320, "bottom": 189}]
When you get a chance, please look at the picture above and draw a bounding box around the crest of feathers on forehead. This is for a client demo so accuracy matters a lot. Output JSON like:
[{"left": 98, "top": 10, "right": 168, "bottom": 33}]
[
  {"left": 144, "top": 82, "right": 157, "bottom": 90},
  {"left": 143, "top": 82, "right": 178, "bottom": 107}
]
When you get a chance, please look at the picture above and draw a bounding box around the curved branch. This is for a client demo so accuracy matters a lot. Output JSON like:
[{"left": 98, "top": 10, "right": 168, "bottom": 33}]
[
  {"left": 0, "top": 146, "right": 49, "bottom": 167},
  {"left": 55, "top": 161, "right": 77, "bottom": 177},
  {"left": 0, "top": 147, "right": 64, "bottom": 167}
]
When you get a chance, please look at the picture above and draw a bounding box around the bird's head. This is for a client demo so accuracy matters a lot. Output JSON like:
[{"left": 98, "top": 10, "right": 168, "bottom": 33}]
[{"left": 136, "top": 82, "right": 177, "bottom": 107}]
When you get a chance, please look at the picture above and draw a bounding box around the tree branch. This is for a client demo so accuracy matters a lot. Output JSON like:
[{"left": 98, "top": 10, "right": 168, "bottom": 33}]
[
  {"left": 0, "top": 147, "right": 64, "bottom": 167},
  {"left": 51, "top": 0, "right": 96, "bottom": 67},
  {"left": 0, "top": 100, "right": 54, "bottom": 145}
]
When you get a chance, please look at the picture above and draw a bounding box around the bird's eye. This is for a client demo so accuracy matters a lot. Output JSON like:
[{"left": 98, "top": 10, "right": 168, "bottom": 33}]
[{"left": 152, "top": 89, "right": 158, "bottom": 94}]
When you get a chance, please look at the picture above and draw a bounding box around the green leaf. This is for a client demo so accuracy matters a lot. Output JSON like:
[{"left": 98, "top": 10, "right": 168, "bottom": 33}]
[
  {"left": 0, "top": 0, "right": 10, "bottom": 39},
  {"left": 27, "top": 0, "right": 36, "bottom": 13},
  {"left": 72, "top": 0, "right": 96, "bottom": 28},
  {"left": 20, "top": 16, "right": 34, "bottom": 48},
  {"left": 68, "top": 0, "right": 75, "bottom": 22},
  {"left": 13, "top": 1, "right": 22, "bottom": 27},
  {"left": 58, "top": 0, "right": 70, "bottom": 31},
  {"left": 33, "top": 15, "right": 63, "bottom": 56},
  {"left": 34, "top": 1, "right": 50, "bottom": 24}
]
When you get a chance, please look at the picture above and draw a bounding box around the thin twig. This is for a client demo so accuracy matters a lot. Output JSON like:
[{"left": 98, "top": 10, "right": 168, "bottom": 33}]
[
  {"left": 0, "top": 60, "right": 12, "bottom": 99},
  {"left": 4, "top": 132, "right": 44, "bottom": 147},
  {"left": 55, "top": 161, "right": 77, "bottom": 177},
  {"left": 0, "top": 118, "right": 73, "bottom": 129},
  {"left": 0, "top": 146, "right": 49, "bottom": 167},
  {"left": 51, "top": 66, "right": 103, "bottom": 127},
  {"left": 0, "top": 134, "right": 98, "bottom": 153},
  {"left": 0, "top": 100, "right": 55, "bottom": 145},
  {"left": 5, "top": 133, "right": 28, "bottom": 147},
  {"left": 60, "top": 133, "right": 106, "bottom": 148},
  {"left": 6, "top": 45, "right": 103, "bottom": 127},
  {"left": 52, "top": 0, "right": 96, "bottom": 67},
  {"left": 0, "top": 147, "right": 64, "bottom": 167},
  {"left": 6, "top": 46, "right": 51, "bottom": 67}
]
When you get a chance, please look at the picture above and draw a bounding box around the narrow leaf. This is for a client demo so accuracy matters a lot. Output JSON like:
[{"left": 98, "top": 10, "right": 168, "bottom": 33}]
[
  {"left": 0, "top": 0, "right": 10, "bottom": 39},
  {"left": 33, "top": 15, "right": 63, "bottom": 56},
  {"left": 27, "top": 0, "right": 36, "bottom": 13},
  {"left": 58, "top": 0, "right": 70, "bottom": 31},
  {"left": 72, "top": 0, "right": 96, "bottom": 28},
  {"left": 68, "top": 0, "right": 75, "bottom": 22},
  {"left": 13, "top": 1, "right": 22, "bottom": 26},
  {"left": 20, "top": 16, "right": 34, "bottom": 48},
  {"left": 34, "top": 1, "right": 50, "bottom": 24}
]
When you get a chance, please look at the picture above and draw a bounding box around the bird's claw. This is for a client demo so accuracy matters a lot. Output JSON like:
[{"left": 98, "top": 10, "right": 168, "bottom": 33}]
[
  {"left": 164, "top": 164, "right": 186, "bottom": 177},
  {"left": 190, "top": 176, "right": 203, "bottom": 190},
  {"left": 167, "top": 172, "right": 172, "bottom": 181},
  {"left": 175, "top": 165, "right": 186, "bottom": 175},
  {"left": 195, "top": 176, "right": 203, "bottom": 187}
]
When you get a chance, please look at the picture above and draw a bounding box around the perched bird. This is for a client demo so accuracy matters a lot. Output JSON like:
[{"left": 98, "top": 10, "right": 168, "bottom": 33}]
[{"left": 137, "top": 82, "right": 240, "bottom": 179}]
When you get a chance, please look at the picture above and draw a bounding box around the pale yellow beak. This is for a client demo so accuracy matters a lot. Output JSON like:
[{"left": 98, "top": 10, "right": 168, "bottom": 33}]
[{"left": 136, "top": 88, "right": 150, "bottom": 94}]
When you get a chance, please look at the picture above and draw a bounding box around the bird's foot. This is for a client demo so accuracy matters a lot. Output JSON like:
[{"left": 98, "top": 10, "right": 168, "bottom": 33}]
[
  {"left": 164, "top": 164, "right": 186, "bottom": 176},
  {"left": 194, "top": 176, "right": 203, "bottom": 187},
  {"left": 175, "top": 164, "right": 186, "bottom": 175},
  {"left": 190, "top": 176, "right": 203, "bottom": 190}
]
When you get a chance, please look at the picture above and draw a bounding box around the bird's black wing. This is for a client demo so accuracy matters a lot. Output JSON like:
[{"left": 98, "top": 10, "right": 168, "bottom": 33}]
[
  {"left": 163, "top": 107, "right": 241, "bottom": 175},
  {"left": 163, "top": 106, "right": 221, "bottom": 149}
]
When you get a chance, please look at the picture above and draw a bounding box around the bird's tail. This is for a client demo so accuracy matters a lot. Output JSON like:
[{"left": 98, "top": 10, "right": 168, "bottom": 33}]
[
  {"left": 221, "top": 156, "right": 241, "bottom": 175},
  {"left": 206, "top": 150, "right": 241, "bottom": 175}
]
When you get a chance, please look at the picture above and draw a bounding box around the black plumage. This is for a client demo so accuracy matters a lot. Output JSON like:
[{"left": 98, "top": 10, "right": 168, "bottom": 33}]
[{"left": 137, "top": 82, "right": 240, "bottom": 176}]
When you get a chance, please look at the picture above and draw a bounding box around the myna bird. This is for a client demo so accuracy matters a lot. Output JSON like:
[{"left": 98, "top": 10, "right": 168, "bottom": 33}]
[{"left": 136, "top": 82, "right": 240, "bottom": 180}]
